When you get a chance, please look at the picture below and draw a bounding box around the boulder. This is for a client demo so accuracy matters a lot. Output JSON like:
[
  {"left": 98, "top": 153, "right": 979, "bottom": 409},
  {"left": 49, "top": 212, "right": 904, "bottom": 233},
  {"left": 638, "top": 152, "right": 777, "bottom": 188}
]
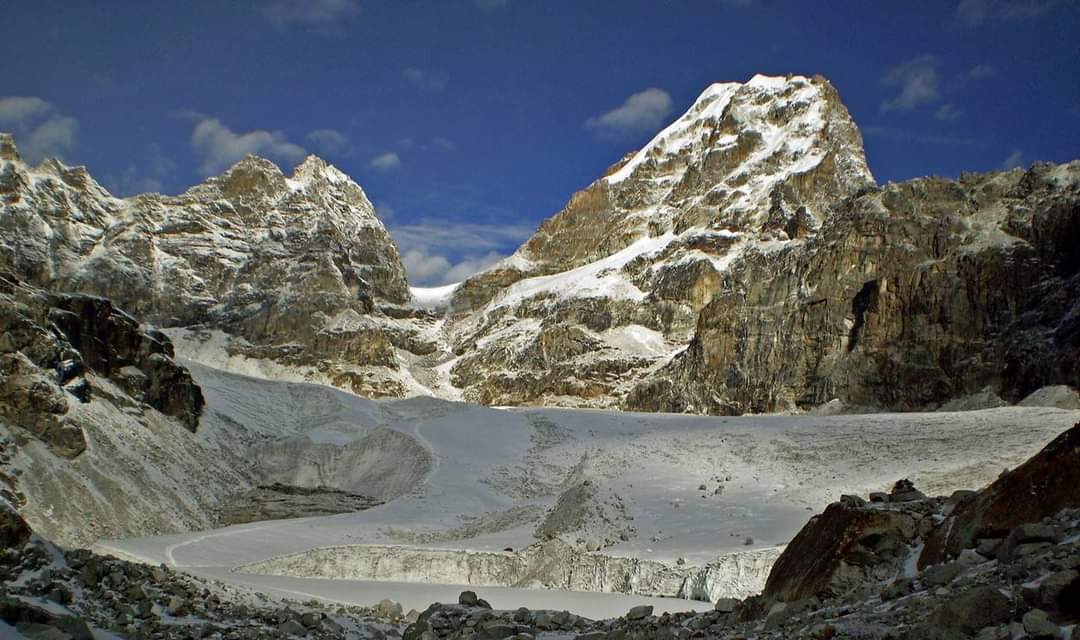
[
  {"left": 921, "top": 422, "right": 1080, "bottom": 567},
  {"left": 927, "top": 586, "right": 1016, "bottom": 634},
  {"left": 763, "top": 500, "right": 917, "bottom": 602}
]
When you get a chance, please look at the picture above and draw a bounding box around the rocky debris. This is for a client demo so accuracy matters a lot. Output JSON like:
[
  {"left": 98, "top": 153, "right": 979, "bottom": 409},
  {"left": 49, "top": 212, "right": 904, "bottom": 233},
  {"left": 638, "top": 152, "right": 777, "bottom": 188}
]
[
  {"left": 216, "top": 482, "right": 384, "bottom": 526},
  {"left": 3, "top": 424, "right": 1079, "bottom": 639},
  {"left": 0, "top": 531, "right": 401, "bottom": 639},
  {"left": 761, "top": 486, "right": 922, "bottom": 603},
  {"left": 922, "top": 419, "right": 1080, "bottom": 566},
  {"left": 0, "top": 500, "right": 30, "bottom": 551},
  {"left": 534, "top": 480, "right": 636, "bottom": 551}
]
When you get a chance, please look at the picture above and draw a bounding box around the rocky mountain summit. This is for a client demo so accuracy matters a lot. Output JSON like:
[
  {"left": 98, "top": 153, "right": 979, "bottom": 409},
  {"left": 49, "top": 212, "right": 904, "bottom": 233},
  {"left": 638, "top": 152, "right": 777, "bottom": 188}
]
[
  {"left": 1, "top": 134, "right": 424, "bottom": 398},
  {"left": 444, "top": 74, "right": 877, "bottom": 407},
  {"left": 443, "top": 74, "right": 1080, "bottom": 413},
  {"left": 2, "top": 73, "right": 1078, "bottom": 415}
]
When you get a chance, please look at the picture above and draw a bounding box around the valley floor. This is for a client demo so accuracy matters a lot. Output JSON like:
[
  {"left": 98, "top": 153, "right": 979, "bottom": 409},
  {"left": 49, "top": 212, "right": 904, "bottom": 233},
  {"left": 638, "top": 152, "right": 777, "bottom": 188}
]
[{"left": 83, "top": 361, "right": 1080, "bottom": 619}]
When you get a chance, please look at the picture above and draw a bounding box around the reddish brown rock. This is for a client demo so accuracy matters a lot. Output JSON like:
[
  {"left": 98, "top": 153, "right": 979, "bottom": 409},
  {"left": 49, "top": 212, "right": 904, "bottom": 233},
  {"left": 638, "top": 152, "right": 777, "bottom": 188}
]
[
  {"left": 920, "top": 421, "right": 1080, "bottom": 568},
  {"left": 762, "top": 501, "right": 918, "bottom": 603}
]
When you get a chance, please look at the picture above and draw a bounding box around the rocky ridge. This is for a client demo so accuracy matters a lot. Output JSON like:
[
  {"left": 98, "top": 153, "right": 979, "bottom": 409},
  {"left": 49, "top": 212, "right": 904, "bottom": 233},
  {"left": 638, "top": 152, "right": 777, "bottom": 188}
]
[
  {"left": 443, "top": 74, "right": 877, "bottom": 408},
  {"left": 3, "top": 72, "right": 1078, "bottom": 414},
  {"left": 0, "top": 272, "right": 203, "bottom": 458},
  {"left": 441, "top": 75, "right": 1080, "bottom": 412},
  {"left": 0, "top": 133, "right": 430, "bottom": 399}
]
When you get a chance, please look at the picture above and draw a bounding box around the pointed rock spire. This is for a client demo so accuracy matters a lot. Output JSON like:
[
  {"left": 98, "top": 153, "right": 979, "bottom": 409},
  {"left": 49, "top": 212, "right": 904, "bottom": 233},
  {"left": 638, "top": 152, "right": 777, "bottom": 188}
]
[{"left": 0, "top": 133, "right": 21, "bottom": 162}]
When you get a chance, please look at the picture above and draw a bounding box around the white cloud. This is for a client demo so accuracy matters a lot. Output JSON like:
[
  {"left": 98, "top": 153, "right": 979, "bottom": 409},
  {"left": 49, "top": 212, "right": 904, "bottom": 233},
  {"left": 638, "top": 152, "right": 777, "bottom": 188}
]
[
  {"left": 106, "top": 143, "right": 177, "bottom": 196},
  {"left": 402, "top": 248, "right": 506, "bottom": 286},
  {"left": 389, "top": 221, "right": 534, "bottom": 254},
  {"left": 968, "top": 64, "right": 998, "bottom": 80},
  {"left": 1002, "top": 149, "right": 1024, "bottom": 170},
  {"left": 934, "top": 104, "right": 963, "bottom": 121},
  {"left": 375, "top": 202, "right": 396, "bottom": 220},
  {"left": 368, "top": 151, "right": 401, "bottom": 170},
  {"left": 390, "top": 219, "right": 534, "bottom": 285},
  {"left": 263, "top": 0, "right": 359, "bottom": 29},
  {"left": 880, "top": 55, "right": 941, "bottom": 113},
  {"left": 956, "top": 0, "right": 1058, "bottom": 26},
  {"left": 432, "top": 136, "right": 455, "bottom": 151},
  {"left": 403, "top": 67, "right": 449, "bottom": 92},
  {"left": 190, "top": 117, "right": 306, "bottom": 175},
  {"left": 305, "top": 128, "right": 350, "bottom": 155},
  {"left": 586, "top": 88, "right": 674, "bottom": 139},
  {"left": 0, "top": 96, "right": 78, "bottom": 164}
]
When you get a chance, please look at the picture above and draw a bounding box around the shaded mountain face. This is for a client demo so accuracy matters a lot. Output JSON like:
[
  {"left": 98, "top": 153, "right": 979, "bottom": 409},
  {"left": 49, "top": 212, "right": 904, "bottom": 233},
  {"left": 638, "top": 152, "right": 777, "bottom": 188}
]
[
  {"left": 0, "top": 135, "right": 423, "bottom": 397},
  {"left": 443, "top": 74, "right": 1080, "bottom": 412}
]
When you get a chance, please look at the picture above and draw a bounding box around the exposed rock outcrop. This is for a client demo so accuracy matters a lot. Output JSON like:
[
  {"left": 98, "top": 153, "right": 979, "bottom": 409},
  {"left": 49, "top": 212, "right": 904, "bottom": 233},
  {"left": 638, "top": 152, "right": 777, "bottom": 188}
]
[
  {"left": 629, "top": 164, "right": 1080, "bottom": 414},
  {"left": 762, "top": 422, "right": 1080, "bottom": 614},
  {"left": 920, "top": 418, "right": 1080, "bottom": 567},
  {"left": 444, "top": 74, "right": 878, "bottom": 408},
  {"left": 0, "top": 133, "right": 423, "bottom": 399},
  {"left": 0, "top": 273, "right": 203, "bottom": 444},
  {"left": 216, "top": 483, "right": 383, "bottom": 526},
  {"left": 440, "top": 76, "right": 1080, "bottom": 413}
]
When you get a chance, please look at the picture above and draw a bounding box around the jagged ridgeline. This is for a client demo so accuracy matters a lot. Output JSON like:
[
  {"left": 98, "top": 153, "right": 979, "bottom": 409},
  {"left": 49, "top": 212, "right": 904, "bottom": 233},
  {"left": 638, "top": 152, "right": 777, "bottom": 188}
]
[{"left": 2, "top": 73, "right": 1078, "bottom": 415}]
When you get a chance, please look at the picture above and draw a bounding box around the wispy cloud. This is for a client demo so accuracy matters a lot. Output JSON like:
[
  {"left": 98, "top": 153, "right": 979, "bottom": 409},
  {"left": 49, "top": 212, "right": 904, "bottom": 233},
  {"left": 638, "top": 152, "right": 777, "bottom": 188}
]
[
  {"left": 880, "top": 55, "right": 940, "bottom": 113},
  {"left": 189, "top": 117, "right": 306, "bottom": 175},
  {"left": 968, "top": 64, "right": 998, "bottom": 80},
  {"left": 955, "top": 0, "right": 1059, "bottom": 26},
  {"left": 862, "top": 125, "right": 984, "bottom": 147},
  {"left": 0, "top": 96, "right": 78, "bottom": 164},
  {"left": 368, "top": 151, "right": 402, "bottom": 170},
  {"left": 105, "top": 143, "right": 176, "bottom": 196},
  {"left": 389, "top": 219, "right": 535, "bottom": 286},
  {"left": 934, "top": 104, "right": 963, "bottom": 121},
  {"left": 432, "top": 136, "right": 455, "bottom": 151},
  {"left": 403, "top": 67, "right": 450, "bottom": 92},
  {"left": 586, "top": 88, "right": 674, "bottom": 140},
  {"left": 305, "top": 128, "right": 350, "bottom": 155},
  {"left": 263, "top": 0, "right": 359, "bottom": 31},
  {"left": 1002, "top": 149, "right": 1025, "bottom": 169},
  {"left": 374, "top": 202, "right": 396, "bottom": 221}
]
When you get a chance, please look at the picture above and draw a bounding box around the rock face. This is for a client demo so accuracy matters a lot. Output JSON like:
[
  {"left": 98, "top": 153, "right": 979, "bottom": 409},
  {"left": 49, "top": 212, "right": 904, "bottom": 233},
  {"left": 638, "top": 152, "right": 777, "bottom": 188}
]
[
  {"left": 444, "top": 74, "right": 876, "bottom": 408},
  {"left": 442, "top": 75, "right": 1080, "bottom": 413},
  {"left": 0, "top": 273, "right": 203, "bottom": 458},
  {"left": 631, "top": 164, "right": 1080, "bottom": 414},
  {"left": 0, "top": 134, "right": 419, "bottom": 398},
  {"left": 920, "top": 419, "right": 1080, "bottom": 567},
  {"left": 3, "top": 73, "right": 1079, "bottom": 413},
  {"left": 762, "top": 422, "right": 1080, "bottom": 613}
]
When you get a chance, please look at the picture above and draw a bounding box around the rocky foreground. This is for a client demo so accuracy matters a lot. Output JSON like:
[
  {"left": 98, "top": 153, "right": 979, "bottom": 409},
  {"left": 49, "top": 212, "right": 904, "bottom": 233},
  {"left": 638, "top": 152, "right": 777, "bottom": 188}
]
[{"left": 2, "top": 421, "right": 1076, "bottom": 639}]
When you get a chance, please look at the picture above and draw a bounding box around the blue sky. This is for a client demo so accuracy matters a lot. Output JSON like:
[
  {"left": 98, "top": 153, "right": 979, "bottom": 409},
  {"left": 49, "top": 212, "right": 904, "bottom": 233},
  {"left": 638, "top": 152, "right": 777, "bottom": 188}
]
[{"left": 2, "top": 0, "right": 1078, "bottom": 286}]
